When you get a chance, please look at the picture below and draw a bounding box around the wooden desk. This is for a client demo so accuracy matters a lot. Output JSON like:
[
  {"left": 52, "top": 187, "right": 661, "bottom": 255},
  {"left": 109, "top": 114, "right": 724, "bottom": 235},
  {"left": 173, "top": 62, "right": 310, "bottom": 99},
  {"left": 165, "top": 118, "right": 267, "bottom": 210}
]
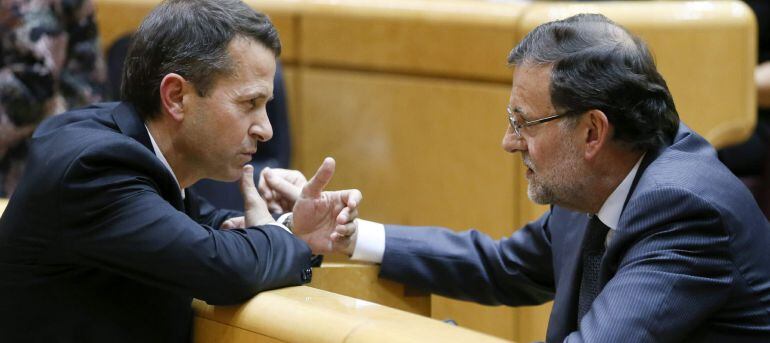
[
  {"left": 192, "top": 286, "right": 508, "bottom": 343},
  {"left": 309, "top": 262, "right": 431, "bottom": 316}
]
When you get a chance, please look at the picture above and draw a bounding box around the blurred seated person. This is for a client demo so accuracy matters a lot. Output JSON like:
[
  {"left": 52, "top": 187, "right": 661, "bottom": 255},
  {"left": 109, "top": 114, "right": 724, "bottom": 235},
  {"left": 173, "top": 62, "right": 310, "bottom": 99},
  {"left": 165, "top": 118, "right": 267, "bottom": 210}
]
[
  {"left": 0, "top": 0, "right": 107, "bottom": 197},
  {"left": 717, "top": 0, "right": 770, "bottom": 201}
]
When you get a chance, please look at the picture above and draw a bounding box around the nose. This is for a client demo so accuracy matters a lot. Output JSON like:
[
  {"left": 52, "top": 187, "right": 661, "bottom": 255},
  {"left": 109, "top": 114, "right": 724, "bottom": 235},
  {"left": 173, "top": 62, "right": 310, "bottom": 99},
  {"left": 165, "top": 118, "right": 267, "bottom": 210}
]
[
  {"left": 501, "top": 126, "right": 526, "bottom": 154},
  {"left": 250, "top": 109, "right": 273, "bottom": 142}
]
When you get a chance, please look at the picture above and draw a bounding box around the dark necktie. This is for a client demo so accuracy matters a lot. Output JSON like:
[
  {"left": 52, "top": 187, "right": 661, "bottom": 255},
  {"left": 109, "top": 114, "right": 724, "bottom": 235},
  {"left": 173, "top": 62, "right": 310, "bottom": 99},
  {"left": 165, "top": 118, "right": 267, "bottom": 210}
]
[{"left": 577, "top": 215, "right": 610, "bottom": 327}]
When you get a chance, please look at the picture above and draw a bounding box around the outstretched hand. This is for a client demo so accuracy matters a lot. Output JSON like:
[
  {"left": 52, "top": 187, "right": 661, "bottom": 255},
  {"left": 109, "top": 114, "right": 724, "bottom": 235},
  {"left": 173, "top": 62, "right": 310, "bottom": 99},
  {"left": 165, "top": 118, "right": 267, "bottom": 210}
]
[{"left": 290, "top": 157, "right": 362, "bottom": 254}]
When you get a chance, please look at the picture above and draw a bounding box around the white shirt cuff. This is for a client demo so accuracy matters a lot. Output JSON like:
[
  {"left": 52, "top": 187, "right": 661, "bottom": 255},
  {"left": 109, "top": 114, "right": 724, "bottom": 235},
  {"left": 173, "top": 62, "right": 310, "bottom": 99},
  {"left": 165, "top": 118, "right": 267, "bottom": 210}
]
[
  {"left": 350, "top": 219, "right": 385, "bottom": 263},
  {"left": 269, "top": 213, "right": 293, "bottom": 234}
]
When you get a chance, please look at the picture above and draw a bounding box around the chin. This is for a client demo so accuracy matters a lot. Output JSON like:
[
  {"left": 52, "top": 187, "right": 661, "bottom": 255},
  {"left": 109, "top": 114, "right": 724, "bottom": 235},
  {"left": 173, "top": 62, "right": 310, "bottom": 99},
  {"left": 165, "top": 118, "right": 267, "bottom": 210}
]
[{"left": 211, "top": 169, "right": 242, "bottom": 183}]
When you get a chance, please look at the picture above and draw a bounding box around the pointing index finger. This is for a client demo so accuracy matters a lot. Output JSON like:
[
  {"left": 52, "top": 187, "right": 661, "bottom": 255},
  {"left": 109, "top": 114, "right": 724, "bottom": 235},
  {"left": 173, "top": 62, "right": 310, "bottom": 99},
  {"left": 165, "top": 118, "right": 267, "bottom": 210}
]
[{"left": 301, "top": 157, "right": 335, "bottom": 198}]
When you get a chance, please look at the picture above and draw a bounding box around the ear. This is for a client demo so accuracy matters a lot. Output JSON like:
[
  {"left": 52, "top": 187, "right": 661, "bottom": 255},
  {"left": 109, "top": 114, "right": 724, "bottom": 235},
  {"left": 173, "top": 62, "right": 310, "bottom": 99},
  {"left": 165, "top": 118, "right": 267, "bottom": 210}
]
[
  {"left": 159, "top": 73, "right": 189, "bottom": 122},
  {"left": 583, "top": 109, "right": 611, "bottom": 161}
]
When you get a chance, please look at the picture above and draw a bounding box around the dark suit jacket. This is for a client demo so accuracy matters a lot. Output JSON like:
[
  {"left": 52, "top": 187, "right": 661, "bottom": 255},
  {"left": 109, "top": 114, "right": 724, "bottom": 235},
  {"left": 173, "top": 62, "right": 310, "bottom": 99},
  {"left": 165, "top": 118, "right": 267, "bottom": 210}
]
[
  {"left": 380, "top": 124, "right": 770, "bottom": 342},
  {"left": 0, "top": 102, "right": 313, "bottom": 342}
]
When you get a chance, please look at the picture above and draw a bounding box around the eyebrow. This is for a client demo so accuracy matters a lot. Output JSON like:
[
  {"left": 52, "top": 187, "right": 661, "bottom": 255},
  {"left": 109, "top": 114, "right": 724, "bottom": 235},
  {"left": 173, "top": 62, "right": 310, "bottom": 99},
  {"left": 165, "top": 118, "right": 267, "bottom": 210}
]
[
  {"left": 512, "top": 106, "right": 531, "bottom": 121},
  {"left": 233, "top": 85, "right": 273, "bottom": 101}
]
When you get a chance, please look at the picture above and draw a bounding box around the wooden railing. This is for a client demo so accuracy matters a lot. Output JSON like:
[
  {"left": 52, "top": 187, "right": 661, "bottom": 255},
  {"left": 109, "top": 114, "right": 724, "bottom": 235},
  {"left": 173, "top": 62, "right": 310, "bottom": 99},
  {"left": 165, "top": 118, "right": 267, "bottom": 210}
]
[{"left": 193, "top": 286, "right": 506, "bottom": 343}]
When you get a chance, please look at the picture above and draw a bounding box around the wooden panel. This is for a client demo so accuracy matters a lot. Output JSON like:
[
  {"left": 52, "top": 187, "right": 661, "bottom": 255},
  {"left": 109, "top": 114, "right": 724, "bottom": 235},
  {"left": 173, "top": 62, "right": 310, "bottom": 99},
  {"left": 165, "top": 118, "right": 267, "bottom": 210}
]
[
  {"left": 246, "top": 0, "right": 300, "bottom": 63},
  {"left": 193, "top": 286, "right": 509, "bottom": 343},
  {"left": 309, "top": 263, "right": 431, "bottom": 315},
  {"left": 518, "top": 0, "right": 757, "bottom": 149},
  {"left": 94, "top": 0, "right": 157, "bottom": 50},
  {"left": 296, "top": 68, "right": 514, "bottom": 228},
  {"left": 94, "top": 0, "right": 300, "bottom": 61},
  {"left": 295, "top": 68, "right": 518, "bottom": 339},
  {"left": 299, "top": 0, "right": 526, "bottom": 82},
  {"left": 282, "top": 66, "right": 301, "bottom": 170},
  {"left": 194, "top": 317, "right": 282, "bottom": 343},
  {"left": 431, "top": 296, "right": 517, "bottom": 340}
]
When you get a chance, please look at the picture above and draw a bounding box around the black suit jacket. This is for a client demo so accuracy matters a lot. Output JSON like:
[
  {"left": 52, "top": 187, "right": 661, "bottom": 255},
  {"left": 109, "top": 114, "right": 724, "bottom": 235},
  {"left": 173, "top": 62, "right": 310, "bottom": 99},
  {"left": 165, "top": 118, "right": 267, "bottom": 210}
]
[{"left": 0, "top": 102, "right": 313, "bottom": 342}]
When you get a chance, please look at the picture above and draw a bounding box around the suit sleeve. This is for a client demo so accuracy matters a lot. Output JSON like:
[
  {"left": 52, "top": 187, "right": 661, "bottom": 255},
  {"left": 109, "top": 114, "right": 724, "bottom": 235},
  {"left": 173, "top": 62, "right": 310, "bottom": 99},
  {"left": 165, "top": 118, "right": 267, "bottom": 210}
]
[
  {"left": 186, "top": 189, "right": 242, "bottom": 229},
  {"left": 57, "top": 142, "right": 312, "bottom": 305},
  {"left": 565, "top": 188, "right": 733, "bottom": 342},
  {"left": 379, "top": 213, "right": 556, "bottom": 306}
]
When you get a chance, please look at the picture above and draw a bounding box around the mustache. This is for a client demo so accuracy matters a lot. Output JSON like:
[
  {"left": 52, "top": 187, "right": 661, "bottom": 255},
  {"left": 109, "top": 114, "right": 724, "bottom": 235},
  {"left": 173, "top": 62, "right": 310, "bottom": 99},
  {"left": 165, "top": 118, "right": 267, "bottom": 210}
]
[{"left": 523, "top": 155, "right": 534, "bottom": 170}]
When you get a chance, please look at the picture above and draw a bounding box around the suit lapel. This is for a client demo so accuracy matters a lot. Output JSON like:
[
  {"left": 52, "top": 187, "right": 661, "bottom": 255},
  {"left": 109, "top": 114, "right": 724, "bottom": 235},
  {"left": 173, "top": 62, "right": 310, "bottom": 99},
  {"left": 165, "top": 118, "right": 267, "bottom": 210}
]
[
  {"left": 110, "top": 102, "right": 185, "bottom": 211},
  {"left": 547, "top": 210, "right": 590, "bottom": 341}
]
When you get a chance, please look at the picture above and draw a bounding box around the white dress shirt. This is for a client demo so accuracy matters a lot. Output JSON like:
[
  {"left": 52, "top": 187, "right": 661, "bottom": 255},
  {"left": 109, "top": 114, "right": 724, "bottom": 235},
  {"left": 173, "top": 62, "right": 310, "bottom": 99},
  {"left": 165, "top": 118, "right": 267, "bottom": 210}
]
[{"left": 146, "top": 125, "right": 184, "bottom": 199}]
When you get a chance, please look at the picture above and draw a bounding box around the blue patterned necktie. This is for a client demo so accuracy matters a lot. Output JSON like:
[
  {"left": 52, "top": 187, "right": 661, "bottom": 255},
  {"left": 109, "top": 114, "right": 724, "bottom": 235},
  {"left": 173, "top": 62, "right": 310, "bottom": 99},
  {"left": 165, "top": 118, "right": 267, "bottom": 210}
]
[{"left": 577, "top": 215, "right": 610, "bottom": 328}]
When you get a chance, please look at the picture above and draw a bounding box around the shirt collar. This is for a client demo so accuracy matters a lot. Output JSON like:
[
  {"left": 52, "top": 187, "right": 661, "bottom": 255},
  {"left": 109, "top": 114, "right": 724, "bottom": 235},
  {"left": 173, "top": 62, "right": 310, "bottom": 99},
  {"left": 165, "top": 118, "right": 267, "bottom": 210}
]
[
  {"left": 596, "top": 154, "right": 645, "bottom": 230},
  {"left": 145, "top": 125, "right": 185, "bottom": 199}
]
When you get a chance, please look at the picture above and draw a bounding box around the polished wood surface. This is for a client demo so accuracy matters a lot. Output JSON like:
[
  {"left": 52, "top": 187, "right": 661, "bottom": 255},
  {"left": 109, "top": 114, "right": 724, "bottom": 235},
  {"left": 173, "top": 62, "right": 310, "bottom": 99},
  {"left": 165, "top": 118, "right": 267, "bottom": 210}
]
[
  {"left": 94, "top": 0, "right": 299, "bottom": 61},
  {"left": 192, "top": 286, "right": 509, "bottom": 343},
  {"left": 298, "top": 0, "right": 526, "bottom": 82},
  {"left": 309, "top": 263, "right": 431, "bottom": 316}
]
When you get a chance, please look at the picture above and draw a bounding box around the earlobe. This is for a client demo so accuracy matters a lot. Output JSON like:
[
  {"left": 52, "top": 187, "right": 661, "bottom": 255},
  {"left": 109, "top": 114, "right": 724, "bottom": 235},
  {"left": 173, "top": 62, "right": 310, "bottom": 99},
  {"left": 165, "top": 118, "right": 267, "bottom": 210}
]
[
  {"left": 159, "top": 73, "right": 188, "bottom": 122},
  {"left": 584, "top": 110, "right": 609, "bottom": 160}
]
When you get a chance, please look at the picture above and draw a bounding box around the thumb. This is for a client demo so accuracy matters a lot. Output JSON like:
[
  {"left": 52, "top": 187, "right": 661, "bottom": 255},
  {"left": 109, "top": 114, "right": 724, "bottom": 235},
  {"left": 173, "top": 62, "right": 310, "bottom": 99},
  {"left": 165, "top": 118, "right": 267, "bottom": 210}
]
[
  {"left": 301, "top": 157, "right": 335, "bottom": 198},
  {"left": 241, "top": 165, "right": 271, "bottom": 226},
  {"left": 240, "top": 164, "right": 260, "bottom": 205}
]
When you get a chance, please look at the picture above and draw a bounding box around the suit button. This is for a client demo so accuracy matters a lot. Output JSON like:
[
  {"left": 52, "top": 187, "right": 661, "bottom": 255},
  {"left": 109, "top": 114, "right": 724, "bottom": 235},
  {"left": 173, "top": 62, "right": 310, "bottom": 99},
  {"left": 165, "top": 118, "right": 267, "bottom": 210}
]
[{"left": 301, "top": 268, "right": 312, "bottom": 283}]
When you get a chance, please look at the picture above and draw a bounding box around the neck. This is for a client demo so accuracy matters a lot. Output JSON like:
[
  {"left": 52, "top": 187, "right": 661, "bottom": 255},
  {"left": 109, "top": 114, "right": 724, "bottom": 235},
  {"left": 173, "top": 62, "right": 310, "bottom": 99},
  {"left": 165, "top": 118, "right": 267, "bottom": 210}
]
[
  {"left": 586, "top": 148, "right": 643, "bottom": 214},
  {"left": 560, "top": 147, "right": 643, "bottom": 214},
  {"left": 145, "top": 119, "right": 200, "bottom": 189}
]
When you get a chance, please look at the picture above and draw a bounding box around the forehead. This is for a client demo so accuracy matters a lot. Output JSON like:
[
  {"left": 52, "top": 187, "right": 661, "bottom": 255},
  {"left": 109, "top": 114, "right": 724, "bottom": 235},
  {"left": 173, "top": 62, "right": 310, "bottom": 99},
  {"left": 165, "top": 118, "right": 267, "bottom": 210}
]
[
  {"left": 510, "top": 64, "right": 554, "bottom": 115},
  {"left": 214, "top": 37, "right": 277, "bottom": 96}
]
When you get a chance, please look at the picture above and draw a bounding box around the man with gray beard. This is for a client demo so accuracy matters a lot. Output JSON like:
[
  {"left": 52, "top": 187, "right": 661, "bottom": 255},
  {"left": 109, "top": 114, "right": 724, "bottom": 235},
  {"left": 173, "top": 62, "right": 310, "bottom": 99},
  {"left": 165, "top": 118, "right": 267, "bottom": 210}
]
[{"left": 259, "top": 14, "right": 770, "bottom": 342}]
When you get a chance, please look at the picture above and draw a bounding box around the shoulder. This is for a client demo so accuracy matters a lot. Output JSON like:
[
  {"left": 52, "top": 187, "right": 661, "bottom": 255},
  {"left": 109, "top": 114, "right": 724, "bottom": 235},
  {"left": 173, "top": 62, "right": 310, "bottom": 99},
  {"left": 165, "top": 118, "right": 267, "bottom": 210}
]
[
  {"left": 25, "top": 103, "right": 165, "bottom": 193},
  {"left": 618, "top": 140, "right": 767, "bottom": 250},
  {"left": 33, "top": 104, "right": 151, "bottom": 162},
  {"left": 632, "top": 124, "right": 752, "bottom": 217}
]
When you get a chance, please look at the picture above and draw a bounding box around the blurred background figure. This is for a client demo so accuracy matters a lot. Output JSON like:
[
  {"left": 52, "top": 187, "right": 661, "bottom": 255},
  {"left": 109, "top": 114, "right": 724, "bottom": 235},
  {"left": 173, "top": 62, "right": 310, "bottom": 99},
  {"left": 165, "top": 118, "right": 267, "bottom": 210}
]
[
  {"left": 717, "top": 0, "right": 770, "bottom": 215},
  {"left": 0, "top": 0, "right": 107, "bottom": 197}
]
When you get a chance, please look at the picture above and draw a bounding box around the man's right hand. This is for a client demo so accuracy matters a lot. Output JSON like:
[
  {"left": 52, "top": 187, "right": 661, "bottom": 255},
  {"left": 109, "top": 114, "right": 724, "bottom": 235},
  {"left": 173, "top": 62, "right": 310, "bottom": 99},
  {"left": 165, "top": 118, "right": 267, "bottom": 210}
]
[{"left": 259, "top": 158, "right": 362, "bottom": 254}]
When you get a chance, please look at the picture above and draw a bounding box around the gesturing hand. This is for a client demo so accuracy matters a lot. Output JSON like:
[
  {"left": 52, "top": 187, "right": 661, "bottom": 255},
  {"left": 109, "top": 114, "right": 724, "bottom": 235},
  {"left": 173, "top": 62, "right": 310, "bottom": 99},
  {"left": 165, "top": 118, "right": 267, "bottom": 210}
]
[{"left": 291, "top": 157, "right": 362, "bottom": 254}]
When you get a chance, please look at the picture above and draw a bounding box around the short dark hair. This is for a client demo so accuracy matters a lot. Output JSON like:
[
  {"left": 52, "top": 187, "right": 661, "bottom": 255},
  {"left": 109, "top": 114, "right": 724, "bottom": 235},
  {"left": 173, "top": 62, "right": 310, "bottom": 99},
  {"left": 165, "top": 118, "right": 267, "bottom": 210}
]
[
  {"left": 121, "top": 0, "right": 281, "bottom": 120},
  {"left": 508, "top": 13, "right": 679, "bottom": 152}
]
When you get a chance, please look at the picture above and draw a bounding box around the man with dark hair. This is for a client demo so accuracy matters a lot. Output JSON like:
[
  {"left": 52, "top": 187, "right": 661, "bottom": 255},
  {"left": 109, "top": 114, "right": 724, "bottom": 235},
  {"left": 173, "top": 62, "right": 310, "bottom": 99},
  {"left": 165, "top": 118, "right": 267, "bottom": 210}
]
[
  {"left": 0, "top": 0, "right": 359, "bottom": 341},
  {"left": 261, "top": 14, "right": 770, "bottom": 341}
]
